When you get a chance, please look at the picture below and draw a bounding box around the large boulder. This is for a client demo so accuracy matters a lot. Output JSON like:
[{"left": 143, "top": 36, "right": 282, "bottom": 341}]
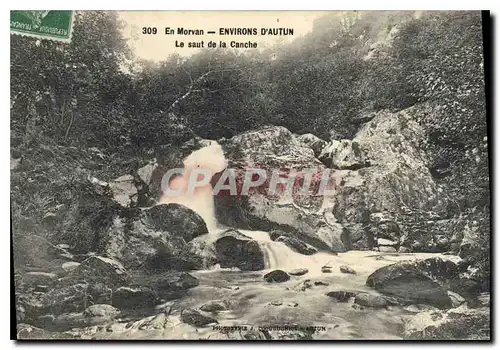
[
  {"left": 213, "top": 229, "right": 265, "bottom": 271},
  {"left": 366, "top": 257, "right": 458, "bottom": 308},
  {"left": 273, "top": 233, "right": 317, "bottom": 255}
]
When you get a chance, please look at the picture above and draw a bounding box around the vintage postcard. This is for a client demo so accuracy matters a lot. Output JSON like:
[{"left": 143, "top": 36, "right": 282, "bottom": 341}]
[{"left": 11, "top": 10, "right": 491, "bottom": 341}]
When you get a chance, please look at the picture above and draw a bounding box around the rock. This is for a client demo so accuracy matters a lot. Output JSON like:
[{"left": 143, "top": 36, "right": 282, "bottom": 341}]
[
  {"left": 296, "top": 133, "right": 328, "bottom": 158},
  {"left": 33, "top": 305, "right": 121, "bottom": 331},
  {"left": 41, "top": 212, "right": 58, "bottom": 228},
  {"left": 326, "top": 291, "right": 358, "bottom": 302},
  {"left": 200, "top": 300, "right": 232, "bottom": 312},
  {"left": 180, "top": 308, "right": 218, "bottom": 327},
  {"left": 131, "top": 271, "right": 199, "bottom": 301},
  {"left": 83, "top": 304, "right": 120, "bottom": 318},
  {"left": 404, "top": 304, "right": 440, "bottom": 313},
  {"left": 112, "top": 286, "right": 157, "bottom": 310},
  {"left": 142, "top": 203, "right": 208, "bottom": 242},
  {"left": 313, "top": 280, "right": 330, "bottom": 286},
  {"left": 109, "top": 174, "right": 137, "bottom": 207},
  {"left": 17, "top": 323, "right": 75, "bottom": 340},
  {"left": 378, "top": 246, "right": 397, "bottom": 253},
  {"left": 34, "top": 285, "right": 49, "bottom": 293},
  {"left": 404, "top": 305, "right": 490, "bottom": 340},
  {"left": 214, "top": 229, "right": 265, "bottom": 271},
  {"left": 62, "top": 261, "right": 81, "bottom": 273},
  {"left": 11, "top": 156, "right": 22, "bottom": 171},
  {"left": 275, "top": 236, "right": 317, "bottom": 255},
  {"left": 293, "top": 279, "right": 313, "bottom": 292},
  {"left": 354, "top": 293, "right": 392, "bottom": 308},
  {"left": 74, "top": 256, "right": 129, "bottom": 288},
  {"left": 214, "top": 125, "right": 348, "bottom": 253},
  {"left": 319, "top": 139, "right": 368, "bottom": 170},
  {"left": 288, "top": 268, "right": 309, "bottom": 276},
  {"left": 339, "top": 265, "right": 356, "bottom": 274},
  {"left": 265, "top": 327, "right": 313, "bottom": 340},
  {"left": 286, "top": 302, "right": 299, "bottom": 307},
  {"left": 399, "top": 246, "right": 412, "bottom": 253},
  {"left": 105, "top": 217, "right": 204, "bottom": 272},
  {"left": 19, "top": 282, "right": 114, "bottom": 320},
  {"left": 270, "top": 300, "right": 283, "bottom": 306},
  {"left": 264, "top": 270, "right": 290, "bottom": 283},
  {"left": 13, "top": 234, "right": 69, "bottom": 270},
  {"left": 331, "top": 109, "right": 452, "bottom": 251},
  {"left": 447, "top": 291, "right": 465, "bottom": 308},
  {"left": 377, "top": 238, "right": 398, "bottom": 246},
  {"left": 21, "top": 272, "right": 58, "bottom": 287},
  {"left": 366, "top": 259, "right": 455, "bottom": 308},
  {"left": 449, "top": 277, "right": 481, "bottom": 299}
]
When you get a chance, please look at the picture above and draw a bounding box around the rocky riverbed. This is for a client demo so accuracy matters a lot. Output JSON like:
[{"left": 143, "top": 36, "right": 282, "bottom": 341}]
[{"left": 15, "top": 228, "right": 490, "bottom": 340}]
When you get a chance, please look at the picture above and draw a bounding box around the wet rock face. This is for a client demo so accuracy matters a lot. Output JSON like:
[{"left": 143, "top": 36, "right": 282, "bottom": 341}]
[
  {"left": 404, "top": 305, "right": 490, "bottom": 340},
  {"left": 73, "top": 256, "right": 130, "bottom": 288},
  {"left": 214, "top": 230, "right": 265, "bottom": 271},
  {"left": 366, "top": 258, "right": 458, "bottom": 308}
]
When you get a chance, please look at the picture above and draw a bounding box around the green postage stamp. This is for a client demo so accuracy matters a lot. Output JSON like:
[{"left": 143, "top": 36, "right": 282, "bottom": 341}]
[{"left": 10, "top": 11, "right": 74, "bottom": 42}]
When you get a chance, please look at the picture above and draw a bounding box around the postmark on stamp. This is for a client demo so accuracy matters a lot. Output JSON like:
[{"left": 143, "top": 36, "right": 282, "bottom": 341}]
[{"left": 10, "top": 10, "right": 74, "bottom": 42}]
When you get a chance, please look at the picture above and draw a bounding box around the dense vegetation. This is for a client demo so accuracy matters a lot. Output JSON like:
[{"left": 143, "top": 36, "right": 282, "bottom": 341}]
[{"left": 11, "top": 11, "right": 489, "bottom": 285}]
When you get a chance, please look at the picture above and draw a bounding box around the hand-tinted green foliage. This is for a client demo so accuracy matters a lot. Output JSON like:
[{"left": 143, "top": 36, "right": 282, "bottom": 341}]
[{"left": 11, "top": 11, "right": 132, "bottom": 149}]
